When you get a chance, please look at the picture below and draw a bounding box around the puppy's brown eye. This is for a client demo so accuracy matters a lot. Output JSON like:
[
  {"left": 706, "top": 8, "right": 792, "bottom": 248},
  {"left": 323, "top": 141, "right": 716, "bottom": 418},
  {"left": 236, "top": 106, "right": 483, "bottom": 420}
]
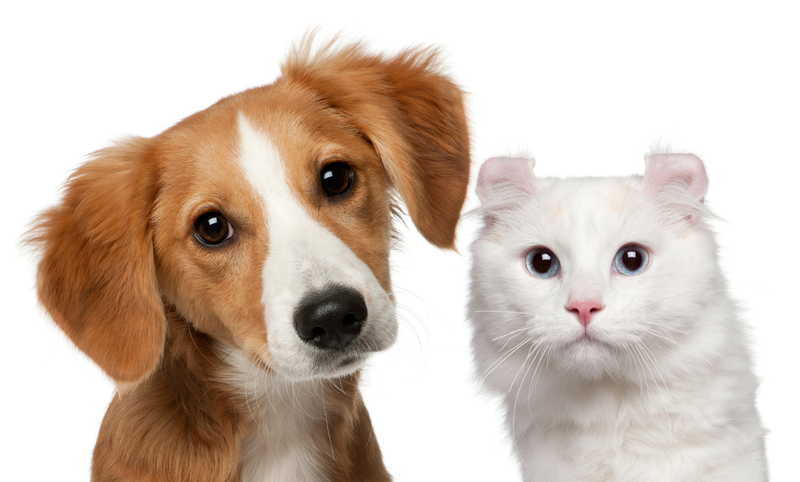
[
  {"left": 320, "top": 162, "right": 354, "bottom": 196},
  {"left": 195, "top": 212, "right": 233, "bottom": 246}
]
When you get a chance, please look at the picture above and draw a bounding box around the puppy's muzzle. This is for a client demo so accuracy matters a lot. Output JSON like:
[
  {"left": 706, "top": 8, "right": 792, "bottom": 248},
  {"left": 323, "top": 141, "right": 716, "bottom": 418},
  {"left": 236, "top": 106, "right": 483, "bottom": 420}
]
[{"left": 293, "top": 285, "right": 366, "bottom": 350}]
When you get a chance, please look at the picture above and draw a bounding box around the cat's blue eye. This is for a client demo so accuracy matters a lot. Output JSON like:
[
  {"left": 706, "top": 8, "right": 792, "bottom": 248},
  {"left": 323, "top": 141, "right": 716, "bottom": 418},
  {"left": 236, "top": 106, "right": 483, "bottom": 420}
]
[
  {"left": 614, "top": 244, "right": 649, "bottom": 276},
  {"left": 525, "top": 247, "right": 560, "bottom": 279}
]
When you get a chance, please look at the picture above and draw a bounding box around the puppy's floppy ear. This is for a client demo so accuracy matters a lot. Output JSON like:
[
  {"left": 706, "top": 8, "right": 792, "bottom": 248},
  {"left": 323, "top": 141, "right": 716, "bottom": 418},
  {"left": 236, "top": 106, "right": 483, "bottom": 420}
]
[
  {"left": 29, "top": 137, "right": 164, "bottom": 384},
  {"left": 283, "top": 40, "right": 471, "bottom": 249}
]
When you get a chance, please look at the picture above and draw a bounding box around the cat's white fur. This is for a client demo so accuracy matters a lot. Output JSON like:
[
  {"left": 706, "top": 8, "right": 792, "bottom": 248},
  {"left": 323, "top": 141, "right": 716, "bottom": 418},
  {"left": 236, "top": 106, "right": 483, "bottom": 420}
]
[{"left": 468, "top": 155, "right": 767, "bottom": 481}]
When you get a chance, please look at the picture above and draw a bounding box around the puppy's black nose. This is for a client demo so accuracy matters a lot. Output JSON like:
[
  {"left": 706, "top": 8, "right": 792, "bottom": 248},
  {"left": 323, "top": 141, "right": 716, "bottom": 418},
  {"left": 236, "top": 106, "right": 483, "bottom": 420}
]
[{"left": 293, "top": 286, "right": 366, "bottom": 350}]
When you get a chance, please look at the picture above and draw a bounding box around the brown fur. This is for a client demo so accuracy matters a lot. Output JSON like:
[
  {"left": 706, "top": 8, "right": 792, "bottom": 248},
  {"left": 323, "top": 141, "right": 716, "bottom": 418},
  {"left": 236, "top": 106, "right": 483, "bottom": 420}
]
[{"left": 30, "top": 38, "right": 470, "bottom": 481}]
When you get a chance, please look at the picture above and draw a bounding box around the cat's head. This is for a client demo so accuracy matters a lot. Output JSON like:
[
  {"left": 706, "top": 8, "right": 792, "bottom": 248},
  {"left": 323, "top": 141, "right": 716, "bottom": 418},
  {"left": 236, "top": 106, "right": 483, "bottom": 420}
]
[{"left": 470, "top": 154, "right": 719, "bottom": 381}]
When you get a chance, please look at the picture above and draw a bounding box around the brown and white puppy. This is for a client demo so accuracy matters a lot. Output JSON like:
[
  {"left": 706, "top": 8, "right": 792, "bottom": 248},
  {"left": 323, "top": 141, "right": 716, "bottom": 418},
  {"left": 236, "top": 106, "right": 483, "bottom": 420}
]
[{"left": 30, "top": 39, "right": 470, "bottom": 481}]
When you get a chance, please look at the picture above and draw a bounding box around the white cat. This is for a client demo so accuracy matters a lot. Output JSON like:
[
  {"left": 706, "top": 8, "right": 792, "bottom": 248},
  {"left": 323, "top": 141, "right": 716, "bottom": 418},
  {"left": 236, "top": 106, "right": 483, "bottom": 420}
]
[{"left": 468, "top": 155, "right": 767, "bottom": 481}]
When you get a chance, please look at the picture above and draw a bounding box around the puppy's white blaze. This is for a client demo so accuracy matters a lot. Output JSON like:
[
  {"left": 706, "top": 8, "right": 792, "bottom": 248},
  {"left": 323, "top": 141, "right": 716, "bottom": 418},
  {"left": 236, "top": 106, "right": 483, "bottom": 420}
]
[{"left": 236, "top": 114, "right": 397, "bottom": 380}]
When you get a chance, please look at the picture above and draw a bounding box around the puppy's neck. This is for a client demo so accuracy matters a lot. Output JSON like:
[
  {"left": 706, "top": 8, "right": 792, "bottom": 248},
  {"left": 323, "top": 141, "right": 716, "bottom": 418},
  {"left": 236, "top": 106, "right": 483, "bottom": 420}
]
[{"left": 219, "top": 346, "right": 365, "bottom": 482}]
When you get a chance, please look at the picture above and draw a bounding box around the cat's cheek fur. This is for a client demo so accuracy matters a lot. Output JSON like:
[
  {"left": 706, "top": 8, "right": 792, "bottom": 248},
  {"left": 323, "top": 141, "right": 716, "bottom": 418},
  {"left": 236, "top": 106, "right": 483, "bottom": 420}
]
[{"left": 468, "top": 237, "right": 531, "bottom": 393}]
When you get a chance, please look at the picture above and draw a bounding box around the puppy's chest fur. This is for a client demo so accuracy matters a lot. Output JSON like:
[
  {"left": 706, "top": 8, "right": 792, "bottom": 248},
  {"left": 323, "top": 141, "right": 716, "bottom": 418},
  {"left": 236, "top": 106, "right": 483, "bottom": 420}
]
[{"left": 223, "top": 349, "right": 328, "bottom": 482}]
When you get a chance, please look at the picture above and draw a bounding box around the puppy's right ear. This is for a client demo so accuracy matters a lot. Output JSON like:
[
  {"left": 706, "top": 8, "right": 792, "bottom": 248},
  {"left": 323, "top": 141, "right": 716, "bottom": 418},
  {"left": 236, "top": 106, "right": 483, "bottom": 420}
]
[
  {"left": 29, "top": 137, "right": 165, "bottom": 384},
  {"left": 282, "top": 38, "right": 471, "bottom": 250}
]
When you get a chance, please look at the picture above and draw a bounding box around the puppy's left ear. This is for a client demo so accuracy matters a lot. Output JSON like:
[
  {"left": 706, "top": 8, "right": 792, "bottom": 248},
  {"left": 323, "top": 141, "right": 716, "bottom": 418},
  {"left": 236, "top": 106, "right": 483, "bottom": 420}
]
[{"left": 284, "top": 43, "right": 471, "bottom": 249}]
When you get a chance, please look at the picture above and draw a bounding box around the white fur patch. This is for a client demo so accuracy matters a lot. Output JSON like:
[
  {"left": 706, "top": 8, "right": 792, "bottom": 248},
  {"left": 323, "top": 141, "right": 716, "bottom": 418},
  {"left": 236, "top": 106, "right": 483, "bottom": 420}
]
[
  {"left": 235, "top": 113, "right": 397, "bottom": 380},
  {"left": 223, "top": 347, "right": 327, "bottom": 482}
]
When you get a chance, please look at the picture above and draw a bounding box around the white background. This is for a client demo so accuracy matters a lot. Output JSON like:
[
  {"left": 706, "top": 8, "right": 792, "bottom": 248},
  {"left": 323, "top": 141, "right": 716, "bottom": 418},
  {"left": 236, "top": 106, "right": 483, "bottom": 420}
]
[{"left": 3, "top": 1, "right": 798, "bottom": 480}]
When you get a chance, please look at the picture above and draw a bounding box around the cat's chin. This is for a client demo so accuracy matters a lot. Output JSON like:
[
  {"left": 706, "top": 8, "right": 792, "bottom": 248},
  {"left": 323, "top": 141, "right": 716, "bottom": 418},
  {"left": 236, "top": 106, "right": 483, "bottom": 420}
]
[{"left": 559, "top": 338, "right": 621, "bottom": 379}]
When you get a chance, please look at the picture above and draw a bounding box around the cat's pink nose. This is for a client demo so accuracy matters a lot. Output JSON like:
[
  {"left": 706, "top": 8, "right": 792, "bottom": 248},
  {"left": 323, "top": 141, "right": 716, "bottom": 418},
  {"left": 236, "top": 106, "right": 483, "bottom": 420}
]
[{"left": 566, "top": 300, "right": 603, "bottom": 327}]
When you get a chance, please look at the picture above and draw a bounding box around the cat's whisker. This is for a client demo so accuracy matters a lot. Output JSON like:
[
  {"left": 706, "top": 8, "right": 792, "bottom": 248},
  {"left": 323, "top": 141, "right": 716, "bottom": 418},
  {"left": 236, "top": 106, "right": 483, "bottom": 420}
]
[
  {"left": 478, "top": 339, "right": 530, "bottom": 386},
  {"left": 618, "top": 345, "right": 631, "bottom": 377},
  {"left": 474, "top": 309, "right": 533, "bottom": 316},
  {"left": 513, "top": 340, "right": 547, "bottom": 399},
  {"left": 496, "top": 330, "right": 529, "bottom": 355},
  {"left": 637, "top": 343, "right": 669, "bottom": 395},
  {"left": 491, "top": 327, "right": 530, "bottom": 352},
  {"left": 631, "top": 343, "right": 659, "bottom": 396},
  {"left": 525, "top": 343, "right": 550, "bottom": 406},
  {"left": 641, "top": 327, "right": 681, "bottom": 347},
  {"left": 622, "top": 344, "right": 646, "bottom": 398},
  {"left": 509, "top": 344, "right": 543, "bottom": 465},
  {"left": 628, "top": 342, "right": 667, "bottom": 400},
  {"left": 510, "top": 344, "right": 536, "bottom": 398},
  {"left": 492, "top": 327, "right": 529, "bottom": 342},
  {"left": 513, "top": 341, "right": 551, "bottom": 468}
]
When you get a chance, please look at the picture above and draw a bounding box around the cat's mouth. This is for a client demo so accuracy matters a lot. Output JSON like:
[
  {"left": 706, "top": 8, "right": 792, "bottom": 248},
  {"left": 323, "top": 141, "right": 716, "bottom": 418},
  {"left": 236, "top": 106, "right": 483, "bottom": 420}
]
[{"left": 570, "top": 332, "right": 613, "bottom": 350}]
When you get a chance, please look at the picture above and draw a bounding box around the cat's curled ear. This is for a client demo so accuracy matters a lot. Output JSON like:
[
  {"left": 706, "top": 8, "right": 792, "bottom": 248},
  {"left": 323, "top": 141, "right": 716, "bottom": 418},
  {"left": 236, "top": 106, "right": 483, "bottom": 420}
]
[
  {"left": 476, "top": 157, "right": 536, "bottom": 202},
  {"left": 644, "top": 153, "right": 709, "bottom": 224},
  {"left": 476, "top": 157, "right": 536, "bottom": 225}
]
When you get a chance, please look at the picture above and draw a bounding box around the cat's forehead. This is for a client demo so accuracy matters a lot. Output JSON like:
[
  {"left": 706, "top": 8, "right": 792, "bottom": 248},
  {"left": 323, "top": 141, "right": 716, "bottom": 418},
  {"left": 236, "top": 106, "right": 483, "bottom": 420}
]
[
  {"left": 502, "top": 175, "right": 657, "bottom": 250},
  {"left": 536, "top": 176, "right": 642, "bottom": 216}
]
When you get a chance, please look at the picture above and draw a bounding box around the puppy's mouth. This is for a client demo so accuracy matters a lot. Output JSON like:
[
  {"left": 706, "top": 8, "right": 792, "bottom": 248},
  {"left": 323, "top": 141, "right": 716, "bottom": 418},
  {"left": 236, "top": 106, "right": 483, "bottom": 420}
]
[
  {"left": 335, "top": 355, "right": 361, "bottom": 368},
  {"left": 269, "top": 349, "right": 368, "bottom": 382},
  {"left": 300, "top": 324, "right": 395, "bottom": 378},
  {"left": 312, "top": 352, "right": 368, "bottom": 375}
]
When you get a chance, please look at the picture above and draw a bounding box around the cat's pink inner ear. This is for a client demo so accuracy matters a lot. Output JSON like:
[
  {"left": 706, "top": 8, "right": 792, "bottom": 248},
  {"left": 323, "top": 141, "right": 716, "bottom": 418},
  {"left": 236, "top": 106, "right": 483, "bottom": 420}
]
[
  {"left": 644, "top": 154, "right": 709, "bottom": 200},
  {"left": 476, "top": 157, "right": 536, "bottom": 203}
]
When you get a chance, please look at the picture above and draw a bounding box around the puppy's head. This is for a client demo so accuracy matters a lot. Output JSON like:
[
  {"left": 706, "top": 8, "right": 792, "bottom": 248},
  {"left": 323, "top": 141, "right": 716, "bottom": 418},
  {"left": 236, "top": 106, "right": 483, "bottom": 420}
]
[{"left": 30, "top": 40, "right": 470, "bottom": 385}]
